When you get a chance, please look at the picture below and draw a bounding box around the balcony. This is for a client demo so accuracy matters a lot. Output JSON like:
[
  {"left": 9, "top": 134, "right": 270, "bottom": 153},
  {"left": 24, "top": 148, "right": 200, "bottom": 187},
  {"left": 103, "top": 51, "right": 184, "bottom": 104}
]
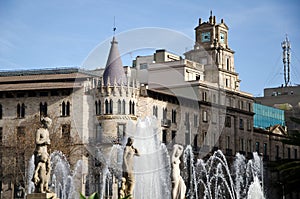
[{"left": 161, "top": 119, "right": 171, "bottom": 128}]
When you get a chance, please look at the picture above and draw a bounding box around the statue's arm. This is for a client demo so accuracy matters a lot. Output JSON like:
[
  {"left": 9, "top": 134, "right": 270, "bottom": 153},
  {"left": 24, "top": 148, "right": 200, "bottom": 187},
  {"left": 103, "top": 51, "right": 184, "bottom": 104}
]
[{"left": 133, "top": 147, "right": 140, "bottom": 156}]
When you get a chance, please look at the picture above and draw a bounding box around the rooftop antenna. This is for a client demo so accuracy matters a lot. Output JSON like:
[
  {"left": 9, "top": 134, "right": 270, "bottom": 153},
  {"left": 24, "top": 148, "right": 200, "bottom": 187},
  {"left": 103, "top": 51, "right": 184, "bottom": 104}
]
[
  {"left": 282, "top": 34, "right": 291, "bottom": 87},
  {"left": 113, "top": 16, "right": 116, "bottom": 35}
]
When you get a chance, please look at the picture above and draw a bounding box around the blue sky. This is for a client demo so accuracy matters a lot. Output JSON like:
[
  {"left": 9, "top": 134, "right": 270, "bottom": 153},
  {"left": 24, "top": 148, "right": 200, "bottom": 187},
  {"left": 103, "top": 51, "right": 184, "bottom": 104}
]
[{"left": 0, "top": 0, "right": 300, "bottom": 96}]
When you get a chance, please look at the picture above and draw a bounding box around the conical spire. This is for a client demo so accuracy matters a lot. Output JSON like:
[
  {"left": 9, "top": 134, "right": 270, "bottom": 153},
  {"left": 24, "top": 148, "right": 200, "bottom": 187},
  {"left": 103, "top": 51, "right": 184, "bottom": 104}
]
[{"left": 103, "top": 37, "right": 127, "bottom": 86}]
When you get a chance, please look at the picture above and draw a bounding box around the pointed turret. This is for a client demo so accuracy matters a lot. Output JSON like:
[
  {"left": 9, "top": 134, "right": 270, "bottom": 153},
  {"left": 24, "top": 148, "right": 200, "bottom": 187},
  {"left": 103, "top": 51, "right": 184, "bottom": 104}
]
[{"left": 103, "top": 37, "right": 127, "bottom": 86}]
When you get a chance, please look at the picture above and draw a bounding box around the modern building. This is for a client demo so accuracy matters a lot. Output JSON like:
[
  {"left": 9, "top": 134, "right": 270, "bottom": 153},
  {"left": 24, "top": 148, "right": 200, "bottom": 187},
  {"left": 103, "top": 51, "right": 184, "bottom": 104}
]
[{"left": 0, "top": 13, "right": 299, "bottom": 199}]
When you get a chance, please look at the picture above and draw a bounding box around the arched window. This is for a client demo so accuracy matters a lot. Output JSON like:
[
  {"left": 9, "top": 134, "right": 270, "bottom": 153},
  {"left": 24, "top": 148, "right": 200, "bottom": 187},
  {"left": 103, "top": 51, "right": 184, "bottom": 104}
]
[
  {"left": 109, "top": 99, "right": 113, "bottom": 114},
  {"left": 21, "top": 103, "right": 25, "bottom": 118},
  {"left": 66, "top": 101, "right": 70, "bottom": 116},
  {"left": 62, "top": 101, "right": 66, "bottom": 116},
  {"left": 17, "top": 103, "right": 21, "bottom": 118},
  {"left": 122, "top": 100, "right": 125, "bottom": 114},
  {"left": 129, "top": 101, "right": 132, "bottom": 114},
  {"left": 98, "top": 100, "right": 101, "bottom": 114},
  {"left": 132, "top": 102, "right": 135, "bottom": 115},
  {"left": 40, "top": 102, "right": 47, "bottom": 117},
  {"left": 118, "top": 100, "right": 122, "bottom": 114},
  {"left": 95, "top": 101, "right": 98, "bottom": 115},
  {"left": 105, "top": 100, "right": 109, "bottom": 114},
  {"left": 0, "top": 104, "right": 2, "bottom": 119}
]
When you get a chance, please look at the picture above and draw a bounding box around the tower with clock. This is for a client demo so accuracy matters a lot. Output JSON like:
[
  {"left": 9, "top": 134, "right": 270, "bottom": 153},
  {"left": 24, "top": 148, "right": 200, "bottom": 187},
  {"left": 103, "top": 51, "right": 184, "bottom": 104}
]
[{"left": 185, "top": 12, "right": 241, "bottom": 91}]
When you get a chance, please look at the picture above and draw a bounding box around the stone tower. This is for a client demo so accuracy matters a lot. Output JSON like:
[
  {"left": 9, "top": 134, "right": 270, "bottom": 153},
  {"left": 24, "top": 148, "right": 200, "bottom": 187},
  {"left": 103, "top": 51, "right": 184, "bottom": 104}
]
[
  {"left": 96, "top": 36, "right": 139, "bottom": 146},
  {"left": 185, "top": 12, "right": 241, "bottom": 91}
]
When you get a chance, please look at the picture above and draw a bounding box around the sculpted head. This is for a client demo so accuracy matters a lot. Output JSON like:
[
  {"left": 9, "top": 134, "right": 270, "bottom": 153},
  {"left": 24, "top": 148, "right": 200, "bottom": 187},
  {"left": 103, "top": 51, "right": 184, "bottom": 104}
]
[
  {"left": 126, "top": 137, "right": 134, "bottom": 146},
  {"left": 41, "top": 117, "right": 52, "bottom": 128}
]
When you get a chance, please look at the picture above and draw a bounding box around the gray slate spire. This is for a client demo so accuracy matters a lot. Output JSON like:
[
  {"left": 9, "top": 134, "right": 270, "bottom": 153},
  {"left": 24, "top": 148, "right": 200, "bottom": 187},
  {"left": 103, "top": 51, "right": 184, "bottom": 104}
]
[{"left": 103, "top": 37, "right": 127, "bottom": 86}]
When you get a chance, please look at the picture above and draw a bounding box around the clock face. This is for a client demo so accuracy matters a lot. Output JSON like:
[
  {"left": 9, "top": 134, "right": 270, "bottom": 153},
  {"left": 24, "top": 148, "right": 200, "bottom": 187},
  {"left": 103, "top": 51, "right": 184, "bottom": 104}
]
[
  {"left": 220, "top": 32, "right": 225, "bottom": 43},
  {"left": 201, "top": 32, "right": 211, "bottom": 42}
]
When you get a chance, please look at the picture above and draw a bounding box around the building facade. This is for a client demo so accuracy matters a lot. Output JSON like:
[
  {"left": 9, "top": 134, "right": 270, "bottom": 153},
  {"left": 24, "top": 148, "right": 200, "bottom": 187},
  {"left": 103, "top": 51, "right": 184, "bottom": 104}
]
[{"left": 0, "top": 14, "right": 299, "bottom": 199}]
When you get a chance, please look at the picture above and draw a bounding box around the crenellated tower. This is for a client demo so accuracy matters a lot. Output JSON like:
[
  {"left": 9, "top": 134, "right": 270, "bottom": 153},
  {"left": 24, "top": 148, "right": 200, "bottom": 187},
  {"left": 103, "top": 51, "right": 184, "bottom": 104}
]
[{"left": 95, "top": 36, "right": 139, "bottom": 145}]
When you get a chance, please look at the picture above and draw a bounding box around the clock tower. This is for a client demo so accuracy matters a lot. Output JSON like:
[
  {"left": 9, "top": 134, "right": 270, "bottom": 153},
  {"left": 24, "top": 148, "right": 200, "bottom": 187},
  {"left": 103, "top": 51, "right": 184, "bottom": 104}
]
[{"left": 185, "top": 12, "right": 241, "bottom": 91}]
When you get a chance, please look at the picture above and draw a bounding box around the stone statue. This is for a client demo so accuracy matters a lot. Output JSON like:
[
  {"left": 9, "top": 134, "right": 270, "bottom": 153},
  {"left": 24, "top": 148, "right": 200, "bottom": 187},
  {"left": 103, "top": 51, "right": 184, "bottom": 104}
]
[
  {"left": 171, "top": 144, "right": 186, "bottom": 199},
  {"left": 32, "top": 117, "right": 52, "bottom": 193},
  {"left": 122, "top": 137, "right": 140, "bottom": 198},
  {"left": 119, "top": 177, "right": 126, "bottom": 198}
]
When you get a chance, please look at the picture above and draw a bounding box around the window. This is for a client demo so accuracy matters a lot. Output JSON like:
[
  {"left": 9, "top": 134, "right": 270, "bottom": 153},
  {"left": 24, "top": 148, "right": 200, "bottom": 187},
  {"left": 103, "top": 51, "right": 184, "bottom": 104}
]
[
  {"left": 118, "top": 100, "right": 122, "bottom": 114},
  {"left": 239, "top": 118, "right": 244, "bottom": 130},
  {"left": 194, "top": 134, "right": 198, "bottom": 149},
  {"left": 122, "top": 100, "right": 125, "bottom": 114},
  {"left": 62, "top": 124, "right": 71, "bottom": 138},
  {"left": 212, "top": 94, "right": 216, "bottom": 103},
  {"left": 240, "top": 139, "right": 244, "bottom": 151},
  {"left": 162, "top": 130, "right": 167, "bottom": 144},
  {"left": 202, "top": 131, "right": 207, "bottom": 145},
  {"left": 287, "top": 148, "right": 291, "bottom": 159},
  {"left": 96, "top": 124, "right": 102, "bottom": 143},
  {"left": 294, "top": 149, "right": 298, "bottom": 159},
  {"left": 61, "top": 101, "right": 70, "bottom": 116},
  {"left": 153, "top": 106, "right": 158, "bottom": 117},
  {"left": 225, "top": 78, "right": 230, "bottom": 87},
  {"left": 17, "top": 103, "right": 25, "bottom": 118},
  {"left": 40, "top": 102, "right": 47, "bottom": 117},
  {"left": 140, "top": 63, "right": 148, "bottom": 70},
  {"left": 117, "top": 124, "right": 126, "bottom": 143},
  {"left": 248, "top": 102, "right": 252, "bottom": 112},
  {"left": 276, "top": 145, "right": 280, "bottom": 159},
  {"left": 202, "top": 110, "right": 207, "bottom": 122},
  {"left": 105, "top": 100, "right": 109, "bottom": 114},
  {"left": 263, "top": 143, "right": 267, "bottom": 156},
  {"left": 226, "top": 136, "right": 230, "bottom": 149},
  {"left": 171, "top": 109, "right": 176, "bottom": 124},
  {"left": 225, "top": 116, "right": 231, "bottom": 127},
  {"left": 255, "top": 142, "right": 260, "bottom": 153},
  {"left": 109, "top": 99, "right": 113, "bottom": 114},
  {"left": 212, "top": 113, "right": 217, "bottom": 124},
  {"left": 163, "top": 108, "right": 167, "bottom": 120},
  {"left": 0, "top": 104, "right": 2, "bottom": 119},
  {"left": 248, "top": 140, "right": 252, "bottom": 152},
  {"left": 129, "top": 100, "right": 134, "bottom": 115},
  {"left": 226, "top": 58, "right": 230, "bottom": 70},
  {"left": 247, "top": 119, "right": 251, "bottom": 131},
  {"left": 95, "top": 100, "right": 101, "bottom": 115},
  {"left": 0, "top": 127, "right": 2, "bottom": 145},
  {"left": 194, "top": 114, "right": 198, "bottom": 127},
  {"left": 202, "top": 91, "right": 207, "bottom": 101},
  {"left": 171, "top": 131, "right": 176, "bottom": 144}
]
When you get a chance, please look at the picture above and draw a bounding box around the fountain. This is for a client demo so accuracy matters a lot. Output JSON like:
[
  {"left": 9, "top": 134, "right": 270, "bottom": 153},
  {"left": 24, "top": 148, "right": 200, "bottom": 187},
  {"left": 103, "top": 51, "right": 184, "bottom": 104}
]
[{"left": 26, "top": 116, "right": 265, "bottom": 199}]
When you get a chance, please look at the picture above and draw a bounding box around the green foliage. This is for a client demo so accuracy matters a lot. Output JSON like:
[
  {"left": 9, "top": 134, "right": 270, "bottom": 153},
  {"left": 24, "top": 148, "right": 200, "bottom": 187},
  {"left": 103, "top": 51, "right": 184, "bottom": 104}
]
[{"left": 80, "top": 192, "right": 100, "bottom": 199}]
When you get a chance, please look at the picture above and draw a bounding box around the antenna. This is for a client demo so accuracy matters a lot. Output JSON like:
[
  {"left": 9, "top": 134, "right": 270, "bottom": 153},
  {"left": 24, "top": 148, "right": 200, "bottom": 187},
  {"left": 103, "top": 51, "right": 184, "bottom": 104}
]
[
  {"left": 113, "top": 16, "right": 116, "bottom": 35},
  {"left": 281, "top": 34, "right": 291, "bottom": 87}
]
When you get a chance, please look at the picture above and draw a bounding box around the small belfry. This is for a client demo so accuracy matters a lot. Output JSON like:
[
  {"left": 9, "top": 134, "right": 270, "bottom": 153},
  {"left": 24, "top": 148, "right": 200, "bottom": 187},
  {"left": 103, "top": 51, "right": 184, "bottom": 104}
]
[{"left": 185, "top": 11, "right": 241, "bottom": 91}]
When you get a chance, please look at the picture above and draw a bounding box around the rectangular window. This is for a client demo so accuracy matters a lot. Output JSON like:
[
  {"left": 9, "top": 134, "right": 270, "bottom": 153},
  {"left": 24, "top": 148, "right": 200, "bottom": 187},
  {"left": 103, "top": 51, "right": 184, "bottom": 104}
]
[
  {"left": 62, "top": 124, "right": 71, "bottom": 138},
  {"left": 0, "top": 104, "right": 2, "bottom": 119},
  {"left": 255, "top": 142, "right": 260, "bottom": 153},
  {"left": 140, "top": 63, "right": 148, "bottom": 70},
  {"left": 203, "top": 110, "right": 207, "bottom": 122},
  {"left": 247, "top": 119, "right": 251, "bottom": 131},
  {"left": 294, "top": 149, "right": 298, "bottom": 159},
  {"left": 172, "top": 109, "right": 176, "bottom": 124},
  {"left": 226, "top": 136, "right": 230, "bottom": 149},
  {"left": 276, "top": 145, "right": 280, "bottom": 159},
  {"left": 96, "top": 124, "right": 102, "bottom": 143},
  {"left": 239, "top": 118, "right": 244, "bottom": 130},
  {"left": 202, "top": 91, "right": 207, "bottom": 101},
  {"left": 117, "top": 124, "right": 126, "bottom": 143},
  {"left": 225, "top": 116, "right": 231, "bottom": 127},
  {"left": 194, "top": 114, "right": 198, "bottom": 127},
  {"left": 240, "top": 139, "right": 244, "bottom": 151},
  {"left": 287, "top": 148, "right": 291, "bottom": 159},
  {"left": 0, "top": 127, "right": 2, "bottom": 145},
  {"left": 162, "top": 130, "right": 167, "bottom": 144},
  {"left": 263, "top": 143, "right": 267, "bottom": 155}
]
